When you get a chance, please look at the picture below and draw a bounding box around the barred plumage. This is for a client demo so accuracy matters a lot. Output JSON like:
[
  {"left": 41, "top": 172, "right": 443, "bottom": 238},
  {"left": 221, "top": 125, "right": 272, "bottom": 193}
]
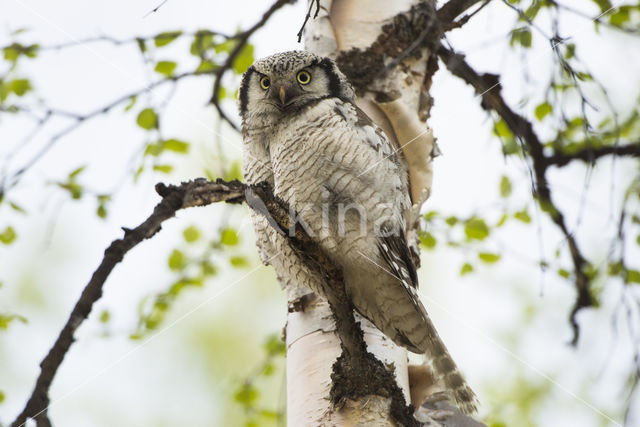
[{"left": 238, "top": 50, "right": 477, "bottom": 413}]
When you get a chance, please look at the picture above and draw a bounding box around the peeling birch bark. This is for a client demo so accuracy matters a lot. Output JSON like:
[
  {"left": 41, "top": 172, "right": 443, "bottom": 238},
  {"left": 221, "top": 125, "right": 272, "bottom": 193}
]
[{"left": 286, "top": 297, "right": 407, "bottom": 425}]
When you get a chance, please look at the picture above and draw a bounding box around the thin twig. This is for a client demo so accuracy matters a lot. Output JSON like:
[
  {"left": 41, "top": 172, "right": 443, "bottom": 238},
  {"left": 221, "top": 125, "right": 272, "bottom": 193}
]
[
  {"left": 436, "top": 0, "right": 486, "bottom": 25},
  {"left": 143, "top": 0, "right": 169, "bottom": 18},
  {"left": 544, "top": 143, "right": 640, "bottom": 167},
  {"left": 208, "top": 0, "right": 294, "bottom": 130},
  {"left": 296, "top": 0, "right": 320, "bottom": 43},
  {"left": 28, "top": 30, "right": 229, "bottom": 51},
  {"left": 549, "top": 0, "right": 640, "bottom": 35},
  {"left": 442, "top": 0, "right": 491, "bottom": 31},
  {"left": 2, "top": 69, "right": 214, "bottom": 194}
]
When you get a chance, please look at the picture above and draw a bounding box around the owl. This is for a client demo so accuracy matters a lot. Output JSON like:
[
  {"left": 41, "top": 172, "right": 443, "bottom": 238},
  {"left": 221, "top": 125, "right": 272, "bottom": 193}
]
[{"left": 238, "top": 51, "right": 476, "bottom": 414}]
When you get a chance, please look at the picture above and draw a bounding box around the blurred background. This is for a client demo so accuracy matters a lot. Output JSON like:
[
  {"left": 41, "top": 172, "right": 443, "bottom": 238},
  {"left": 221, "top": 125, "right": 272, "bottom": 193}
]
[{"left": 1, "top": 0, "right": 639, "bottom": 426}]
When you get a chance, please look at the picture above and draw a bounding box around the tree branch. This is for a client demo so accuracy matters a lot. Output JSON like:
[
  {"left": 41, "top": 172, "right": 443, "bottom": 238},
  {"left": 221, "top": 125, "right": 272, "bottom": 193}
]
[
  {"left": 10, "top": 179, "right": 245, "bottom": 427},
  {"left": 437, "top": 45, "right": 594, "bottom": 345},
  {"left": 208, "top": 0, "right": 294, "bottom": 129},
  {"left": 0, "top": 69, "right": 214, "bottom": 198},
  {"left": 436, "top": 0, "right": 486, "bottom": 27},
  {"left": 544, "top": 143, "right": 640, "bottom": 167},
  {"left": 11, "top": 178, "right": 415, "bottom": 426}
]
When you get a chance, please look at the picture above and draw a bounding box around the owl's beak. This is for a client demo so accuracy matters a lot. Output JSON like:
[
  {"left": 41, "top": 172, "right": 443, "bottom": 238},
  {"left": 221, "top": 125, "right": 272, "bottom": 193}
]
[
  {"left": 271, "top": 83, "right": 297, "bottom": 106},
  {"left": 279, "top": 85, "right": 287, "bottom": 105}
]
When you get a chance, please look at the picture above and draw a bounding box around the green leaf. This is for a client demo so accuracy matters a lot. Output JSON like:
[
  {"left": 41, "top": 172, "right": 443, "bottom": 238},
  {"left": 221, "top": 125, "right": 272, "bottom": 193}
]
[
  {"left": 420, "top": 231, "right": 437, "bottom": 249},
  {"left": 201, "top": 260, "right": 217, "bottom": 276},
  {"left": 627, "top": 269, "right": 640, "bottom": 284},
  {"left": 636, "top": 234, "right": 640, "bottom": 246},
  {"left": 234, "top": 383, "right": 259, "bottom": 405},
  {"left": 232, "top": 43, "right": 254, "bottom": 74},
  {"left": 557, "top": 268, "right": 570, "bottom": 279},
  {"left": 514, "top": 208, "right": 532, "bottom": 223},
  {"left": 0, "top": 313, "right": 27, "bottom": 329},
  {"left": 214, "top": 39, "right": 236, "bottom": 54},
  {"left": 221, "top": 228, "right": 239, "bottom": 246},
  {"left": 496, "top": 213, "right": 508, "bottom": 227},
  {"left": 576, "top": 71, "right": 593, "bottom": 81},
  {"left": 3, "top": 46, "right": 19, "bottom": 63},
  {"left": 154, "top": 60, "right": 177, "bottom": 76},
  {"left": 230, "top": 256, "right": 248, "bottom": 268},
  {"left": 10, "top": 202, "right": 26, "bottom": 214},
  {"left": 494, "top": 119, "right": 513, "bottom": 138},
  {"left": 608, "top": 261, "right": 623, "bottom": 276},
  {"left": 478, "top": 252, "right": 501, "bottom": 263},
  {"left": 183, "top": 225, "right": 201, "bottom": 243},
  {"left": 99, "top": 310, "right": 110, "bottom": 323},
  {"left": 2, "top": 43, "right": 39, "bottom": 63},
  {"left": 69, "top": 165, "right": 86, "bottom": 179},
  {"left": 97, "top": 204, "right": 107, "bottom": 219},
  {"left": 262, "top": 362, "right": 275, "bottom": 376},
  {"left": 0, "top": 390, "right": 4, "bottom": 404},
  {"left": 163, "top": 138, "right": 190, "bottom": 153},
  {"left": 592, "top": 0, "right": 612, "bottom": 13},
  {"left": 445, "top": 216, "right": 458, "bottom": 227},
  {"left": 534, "top": 102, "right": 552, "bottom": 121},
  {"left": 225, "top": 161, "right": 243, "bottom": 181},
  {"left": 136, "top": 37, "right": 147, "bottom": 53},
  {"left": 464, "top": 218, "right": 490, "bottom": 241},
  {"left": 154, "top": 31, "right": 182, "bottom": 47},
  {"left": 260, "top": 409, "right": 279, "bottom": 419},
  {"left": 124, "top": 95, "right": 137, "bottom": 111},
  {"left": 0, "top": 226, "right": 17, "bottom": 244},
  {"left": 423, "top": 211, "right": 438, "bottom": 221},
  {"left": 609, "top": 7, "right": 630, "bottom": 26},
  {"left": 144, "top": 142, "right": 164, "bottom": 156},
  {"left": 190, "top": 31, "right": 216, "bottom": 56},
  {"left": 524, "top": 0, "right": 544, "bottom": 20},
  {"left": 564, "top": 43, "right": 576, "bottom": 60},
  {"left": 8, "top": 78, "right": 32, "bottom": 96},
  {"left": 64, "top": 183, "right": 83, "bottom": 199},
  {"left": 153, "top": 164, "right": 173, "bottom": 174},
  {"left": 510, "top": 27, "right": 532, "bottom": 48},
  {"left": 168, "top": 249, "right": 186, "bottom": 271},
  {"left": 264, "top": 334, "right": 286, "bottom": 356},
  {"left": 499, "top": 175, "right": 512, "bottom": 198},
  {"left": 460, "top": 263, "right": 474, "bottom": 276},
  {"left": 137, "top": 108, "right": 158, "bottom": 130},
  {"left": 195, "top": 60, "right": 216, "bottom": 73}
]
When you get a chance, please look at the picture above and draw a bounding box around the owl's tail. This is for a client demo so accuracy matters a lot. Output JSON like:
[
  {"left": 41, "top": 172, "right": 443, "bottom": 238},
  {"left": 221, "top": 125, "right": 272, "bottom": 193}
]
[{"left": 419, "top": 314, "right": 478, "bottom": 414}]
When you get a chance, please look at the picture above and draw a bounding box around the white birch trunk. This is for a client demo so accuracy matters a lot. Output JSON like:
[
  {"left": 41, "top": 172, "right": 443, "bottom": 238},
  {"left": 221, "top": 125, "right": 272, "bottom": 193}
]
[{"left": 285, "top": 0, "right": 439, "bottom": 424}]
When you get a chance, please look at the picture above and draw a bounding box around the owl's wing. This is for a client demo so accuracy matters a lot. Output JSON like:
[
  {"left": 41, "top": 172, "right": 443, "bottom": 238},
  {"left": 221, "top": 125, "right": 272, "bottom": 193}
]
[
  {"left": 338, "top": 101, "right": 478, "bottom": 414},
  {"left": 333, "top": 100, "right": 411, "bottom": 215},
  {"left": 378, "top": 232, "right": 418, "bottom": 289}
]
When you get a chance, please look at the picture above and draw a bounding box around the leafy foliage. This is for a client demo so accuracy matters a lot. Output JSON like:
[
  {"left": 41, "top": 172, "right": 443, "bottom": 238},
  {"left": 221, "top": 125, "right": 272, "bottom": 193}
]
[
  {"left": 131, "top": 223, "right": 248, "bottom": 339},
  {"left": 233, "top": 333, "right": 286, "bottom": 426}
]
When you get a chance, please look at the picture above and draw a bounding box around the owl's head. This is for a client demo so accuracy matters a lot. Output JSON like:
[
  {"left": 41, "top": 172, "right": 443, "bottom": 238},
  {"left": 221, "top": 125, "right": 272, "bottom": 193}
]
[{"left": 238, "top": 51, "right": 354, "bottom": 120}]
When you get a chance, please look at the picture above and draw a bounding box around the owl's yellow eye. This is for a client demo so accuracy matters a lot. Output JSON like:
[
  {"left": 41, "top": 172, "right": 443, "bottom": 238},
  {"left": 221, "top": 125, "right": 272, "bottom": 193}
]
[
  {"left": 297, "top": 70, "right": 311, "bottom": 85},
  {"left": 260, "top": 76, "right": 271, "bottom": 90}
]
